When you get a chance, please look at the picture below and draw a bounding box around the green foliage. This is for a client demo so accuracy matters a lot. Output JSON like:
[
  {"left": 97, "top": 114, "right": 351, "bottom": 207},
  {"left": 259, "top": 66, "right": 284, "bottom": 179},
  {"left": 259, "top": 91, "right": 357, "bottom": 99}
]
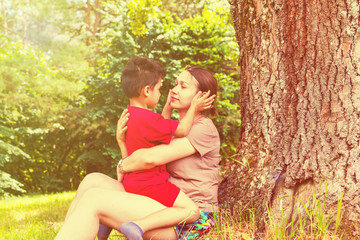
[
  {"left": 215, "top": 73, "right": 241, "bottom": 157},
  {"left": 127, "top": 0, "right": 162, "bottom": 36},
  {"left": 0, "top": 171, "right": 25, "bottom": 196},
  {"left": 0, "top": 34, "right": 85, "bottom": 195}
]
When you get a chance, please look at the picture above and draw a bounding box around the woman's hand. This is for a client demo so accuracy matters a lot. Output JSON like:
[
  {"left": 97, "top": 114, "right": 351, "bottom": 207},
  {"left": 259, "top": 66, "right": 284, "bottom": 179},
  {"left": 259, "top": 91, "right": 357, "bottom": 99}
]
[
  {"left": 191, "top": 90, "right": 216, "bottom": 113},
  {"left": 116, "top": 109, "right": 129, "bottom": 147},
  {"left": 165, "top": 89, "right": 173, "bottom": 107},
  {"left": 116, "top": 110, "right": 129, "bottom": 182},
  {"left": 161, "top": 90, "right": 173, "bottom": 119}
]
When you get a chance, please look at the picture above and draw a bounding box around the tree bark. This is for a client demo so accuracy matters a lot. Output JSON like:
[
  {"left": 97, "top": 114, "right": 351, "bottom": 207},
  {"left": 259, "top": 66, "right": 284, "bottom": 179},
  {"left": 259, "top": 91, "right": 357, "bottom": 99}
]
[
  {"left": 84, "top": 0, "right": 92, "bottom": 46},
  {"left": 1, "top": 0, "right": 7, "bottom": 35},
  {"left": 94, "top": 0, "right": 102, "bottom": 35},
  {"left": 220, "top": 0, "right": 360, "bottom": 237},
  {"left": 83, "top": 0, "right": 103, "bottom": 46}
]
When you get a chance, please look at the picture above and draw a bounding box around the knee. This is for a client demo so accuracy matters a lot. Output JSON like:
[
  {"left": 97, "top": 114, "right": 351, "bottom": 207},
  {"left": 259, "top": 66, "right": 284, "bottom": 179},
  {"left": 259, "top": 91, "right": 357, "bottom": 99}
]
[
  {"left": 78, "top": 187, "right": 104, "bottom": 209},
  {"left": 78, "top": 172, "right": 104, "bottom": 192}
]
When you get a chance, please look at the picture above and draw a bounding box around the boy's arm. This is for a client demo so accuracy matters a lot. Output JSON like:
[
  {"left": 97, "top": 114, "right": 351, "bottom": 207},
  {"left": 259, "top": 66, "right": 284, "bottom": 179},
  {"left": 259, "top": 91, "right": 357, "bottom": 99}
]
[
  {"left": 174, "top": 91, "right": 215, "bottom": 137},
  {"left": 173, "top": 102, "right": 197, "bottom": 137}
]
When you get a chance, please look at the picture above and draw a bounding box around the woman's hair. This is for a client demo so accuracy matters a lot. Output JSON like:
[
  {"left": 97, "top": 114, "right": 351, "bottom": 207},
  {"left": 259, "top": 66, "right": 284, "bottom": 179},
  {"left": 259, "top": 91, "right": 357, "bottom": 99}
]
[
  {"left": 121, "top": 57, "right": 166, "bottom": 98},
  {"left": 186, "top": 66, "right": 218, "bottom": 116}
]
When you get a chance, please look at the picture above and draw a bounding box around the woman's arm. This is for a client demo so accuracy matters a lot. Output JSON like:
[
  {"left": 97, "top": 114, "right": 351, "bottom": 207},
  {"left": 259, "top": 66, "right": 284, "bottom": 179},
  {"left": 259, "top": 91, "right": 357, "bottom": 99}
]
[
  {"left": 116, "top": 109, "right": 129, "bottom": 181},
  {"left": 116, "top": 108, "right": 130, "bottom": 157},
  {"left": 161, "top": 90, "right": 172, "bottom": 119},
  {"left": 117, "top": 106, "right": 197, "bottom": 173},
  {"left": 122, "top": 137, "right": 197, "bottom": 172}
]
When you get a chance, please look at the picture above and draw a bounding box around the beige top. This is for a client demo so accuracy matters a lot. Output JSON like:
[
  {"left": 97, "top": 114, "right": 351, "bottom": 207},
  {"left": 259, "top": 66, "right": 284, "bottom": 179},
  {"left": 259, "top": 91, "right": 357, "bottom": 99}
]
[{"left": 167, "top": 116, "right": 220, "bottom": 212}]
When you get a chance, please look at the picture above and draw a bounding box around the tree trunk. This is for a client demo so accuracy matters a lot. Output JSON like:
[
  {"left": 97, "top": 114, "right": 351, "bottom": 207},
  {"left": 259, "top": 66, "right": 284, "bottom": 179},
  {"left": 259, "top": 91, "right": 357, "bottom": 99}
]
[
  {"left": 220, "top": 0, "right": 360, "bottom": 237},
  {"left": 1, "top": 0, "right": 7, "bottom": 35},
  {"left": 83, "top": 0, "right": 103, "bottom": 46},
  {"left": 84, "top": 0, "right": 92, "bottom": 46},
  {"left": 94, "top": 0, "right": 102, "bottom": 37}
]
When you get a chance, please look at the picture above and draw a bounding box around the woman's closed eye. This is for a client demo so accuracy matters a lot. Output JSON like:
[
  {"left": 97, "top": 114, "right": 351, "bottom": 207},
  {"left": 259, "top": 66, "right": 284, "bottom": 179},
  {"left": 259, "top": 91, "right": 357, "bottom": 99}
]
[
  {"left": 179, "top": 81, "right": 188, "bottom": 88},
  {"left": 173, "top": 79, "right": 189, "bottom": 89},
  {"left": 173, "top": 82, "right": 184, "bottom": 89}
]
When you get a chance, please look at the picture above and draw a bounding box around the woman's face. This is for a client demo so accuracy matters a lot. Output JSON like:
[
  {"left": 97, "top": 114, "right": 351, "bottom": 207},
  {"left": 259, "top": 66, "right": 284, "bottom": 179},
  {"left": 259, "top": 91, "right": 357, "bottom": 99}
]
[{"left": 170, "top": 70, "right": 199, "bottom": 110}]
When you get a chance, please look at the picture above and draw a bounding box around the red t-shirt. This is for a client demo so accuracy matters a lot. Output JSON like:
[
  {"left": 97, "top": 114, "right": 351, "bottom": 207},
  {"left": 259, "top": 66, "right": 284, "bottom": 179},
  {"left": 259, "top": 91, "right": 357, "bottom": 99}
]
[{"left": 122, "top": 106, "right": 179, "bottom": 187}]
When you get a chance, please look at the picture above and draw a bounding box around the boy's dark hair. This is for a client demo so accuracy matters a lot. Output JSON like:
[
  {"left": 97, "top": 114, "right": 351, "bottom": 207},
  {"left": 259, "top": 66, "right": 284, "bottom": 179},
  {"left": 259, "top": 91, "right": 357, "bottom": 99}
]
[{"left": 121, "top": 57, "right": 166, "bottom": 98}]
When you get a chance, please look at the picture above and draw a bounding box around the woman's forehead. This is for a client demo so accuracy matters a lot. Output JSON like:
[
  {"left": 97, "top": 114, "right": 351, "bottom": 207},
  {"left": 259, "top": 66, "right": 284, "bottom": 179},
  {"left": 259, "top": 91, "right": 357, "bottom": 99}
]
[{"left": 177, "top": 71, "right": 198, "bottom": 86}]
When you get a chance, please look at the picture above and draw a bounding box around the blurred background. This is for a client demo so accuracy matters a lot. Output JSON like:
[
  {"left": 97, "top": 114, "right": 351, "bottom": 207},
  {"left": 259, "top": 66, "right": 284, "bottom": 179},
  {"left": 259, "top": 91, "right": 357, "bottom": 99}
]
[{"left": 0, "top": 0, "right": 240, "bottom": 196}]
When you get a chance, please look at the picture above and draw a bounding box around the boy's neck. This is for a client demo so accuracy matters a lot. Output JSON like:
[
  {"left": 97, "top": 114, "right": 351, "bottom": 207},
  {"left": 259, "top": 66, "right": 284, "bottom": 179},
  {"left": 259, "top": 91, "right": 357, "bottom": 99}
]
[{"left": 129, "top": 98, "right": 149, "bottom": 109}]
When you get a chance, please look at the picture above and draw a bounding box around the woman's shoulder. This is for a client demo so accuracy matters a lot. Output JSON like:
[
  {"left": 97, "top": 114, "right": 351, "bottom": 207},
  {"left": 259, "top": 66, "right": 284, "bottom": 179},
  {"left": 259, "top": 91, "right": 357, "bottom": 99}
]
[
  {"left": 193, "top": 116, "right": 217, "bottom": 128},
  {"left": 191, "top": 116, "right": 219, "bottom": 137},
  {"left": 186, "top": 116, "right": 220, "bottom": 157}
]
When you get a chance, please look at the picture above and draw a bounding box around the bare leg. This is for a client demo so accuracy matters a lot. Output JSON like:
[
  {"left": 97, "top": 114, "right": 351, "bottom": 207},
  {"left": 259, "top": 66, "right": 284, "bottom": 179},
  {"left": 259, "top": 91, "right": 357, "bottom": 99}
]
[
  {"left": 143, "top": 227, "right": 177, "bottom": 240},
  {"left": 55, "top": 188, "right": 170, "bottom": 240},
  {"left": 120, "top": 191, "right": 199, "bottom": 239},
  {"left": 65, "top": 173, "right": 124, "bottom": 220}
]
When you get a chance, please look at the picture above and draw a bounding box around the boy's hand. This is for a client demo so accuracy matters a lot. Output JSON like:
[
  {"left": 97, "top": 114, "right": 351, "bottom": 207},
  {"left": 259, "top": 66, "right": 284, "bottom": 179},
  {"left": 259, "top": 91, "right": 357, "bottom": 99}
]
[
  {"left": 117, "top": 171, "right": 124, "bottom": 182},
  {"left": 116, "top": 109, "right": 129, "bottom": 145},
  {"left": 191, "top": 90, "right": 216, "bottom": 113},
  {"left": 116, "top": 158, "right": 126, "bottom": 182}
]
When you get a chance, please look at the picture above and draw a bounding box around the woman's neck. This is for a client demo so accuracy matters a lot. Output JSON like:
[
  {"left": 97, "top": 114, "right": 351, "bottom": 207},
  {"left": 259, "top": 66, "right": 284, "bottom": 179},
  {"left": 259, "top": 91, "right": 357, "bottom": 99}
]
[{"left": 178, "top": 109, "right": 203, "bottom": 121}]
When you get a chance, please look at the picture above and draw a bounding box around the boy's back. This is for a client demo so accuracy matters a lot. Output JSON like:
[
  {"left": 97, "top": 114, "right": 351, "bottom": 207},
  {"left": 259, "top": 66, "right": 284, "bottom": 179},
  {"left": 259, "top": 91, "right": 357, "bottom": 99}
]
[{"left": 122, "top": 105, "right": 179, "bottom": 187}]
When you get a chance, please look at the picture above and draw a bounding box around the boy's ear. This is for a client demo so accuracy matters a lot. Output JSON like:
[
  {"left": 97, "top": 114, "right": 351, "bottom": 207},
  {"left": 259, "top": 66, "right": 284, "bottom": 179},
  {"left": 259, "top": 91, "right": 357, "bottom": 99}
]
[{"left": 142, "top": 85, "right": 151, "bottom": 97}]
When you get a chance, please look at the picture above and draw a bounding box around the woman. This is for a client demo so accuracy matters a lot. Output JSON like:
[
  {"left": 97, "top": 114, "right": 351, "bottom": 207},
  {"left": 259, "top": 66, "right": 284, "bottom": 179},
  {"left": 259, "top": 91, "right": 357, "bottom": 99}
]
[{"left": 55, "top": 66, "right": 221, "bottom": 240}]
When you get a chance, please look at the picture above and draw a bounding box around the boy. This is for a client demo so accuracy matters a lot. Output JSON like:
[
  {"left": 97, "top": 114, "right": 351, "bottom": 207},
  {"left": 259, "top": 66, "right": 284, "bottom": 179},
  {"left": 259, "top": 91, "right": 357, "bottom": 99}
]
[{"left": 116, "top": 57, "right": 214, "bottom": 240}]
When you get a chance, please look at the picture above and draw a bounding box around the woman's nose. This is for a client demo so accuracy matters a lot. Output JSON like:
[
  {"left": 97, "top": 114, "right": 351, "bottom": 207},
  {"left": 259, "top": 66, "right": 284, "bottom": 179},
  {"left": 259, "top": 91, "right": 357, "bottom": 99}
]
[{"left": 171, "top": 86, "right": 178, "bottom": 93}]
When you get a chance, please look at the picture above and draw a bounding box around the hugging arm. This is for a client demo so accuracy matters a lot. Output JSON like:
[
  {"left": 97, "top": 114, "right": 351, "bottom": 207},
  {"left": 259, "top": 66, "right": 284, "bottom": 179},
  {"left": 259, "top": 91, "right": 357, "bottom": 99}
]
[
  {"left": 116, "top": 108, "right": 198, "bottom": 173},
  {"left": 122, "top": 137, "right": 197, "bottom": 172},
  {"left": 116, "top": 109, "right": 129, "bottom": 182},
  {"left": 116, "top": 108, "right": 129, "bottom": 158}
]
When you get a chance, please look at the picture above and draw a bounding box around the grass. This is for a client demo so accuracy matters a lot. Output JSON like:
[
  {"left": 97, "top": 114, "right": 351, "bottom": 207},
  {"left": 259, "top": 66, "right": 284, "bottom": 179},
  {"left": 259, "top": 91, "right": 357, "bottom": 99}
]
[
  {"left": 0, "top": 191, "right": 344, "bottom": 240},
  {"left": 0, "top": 192, "right": 125, "bottom": 240},
  {"left": 265, "top": 182, "right": 344, "bottom": 240},
  {"left": 0, "top": 191, "right": 75, "bottom": 240}
]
